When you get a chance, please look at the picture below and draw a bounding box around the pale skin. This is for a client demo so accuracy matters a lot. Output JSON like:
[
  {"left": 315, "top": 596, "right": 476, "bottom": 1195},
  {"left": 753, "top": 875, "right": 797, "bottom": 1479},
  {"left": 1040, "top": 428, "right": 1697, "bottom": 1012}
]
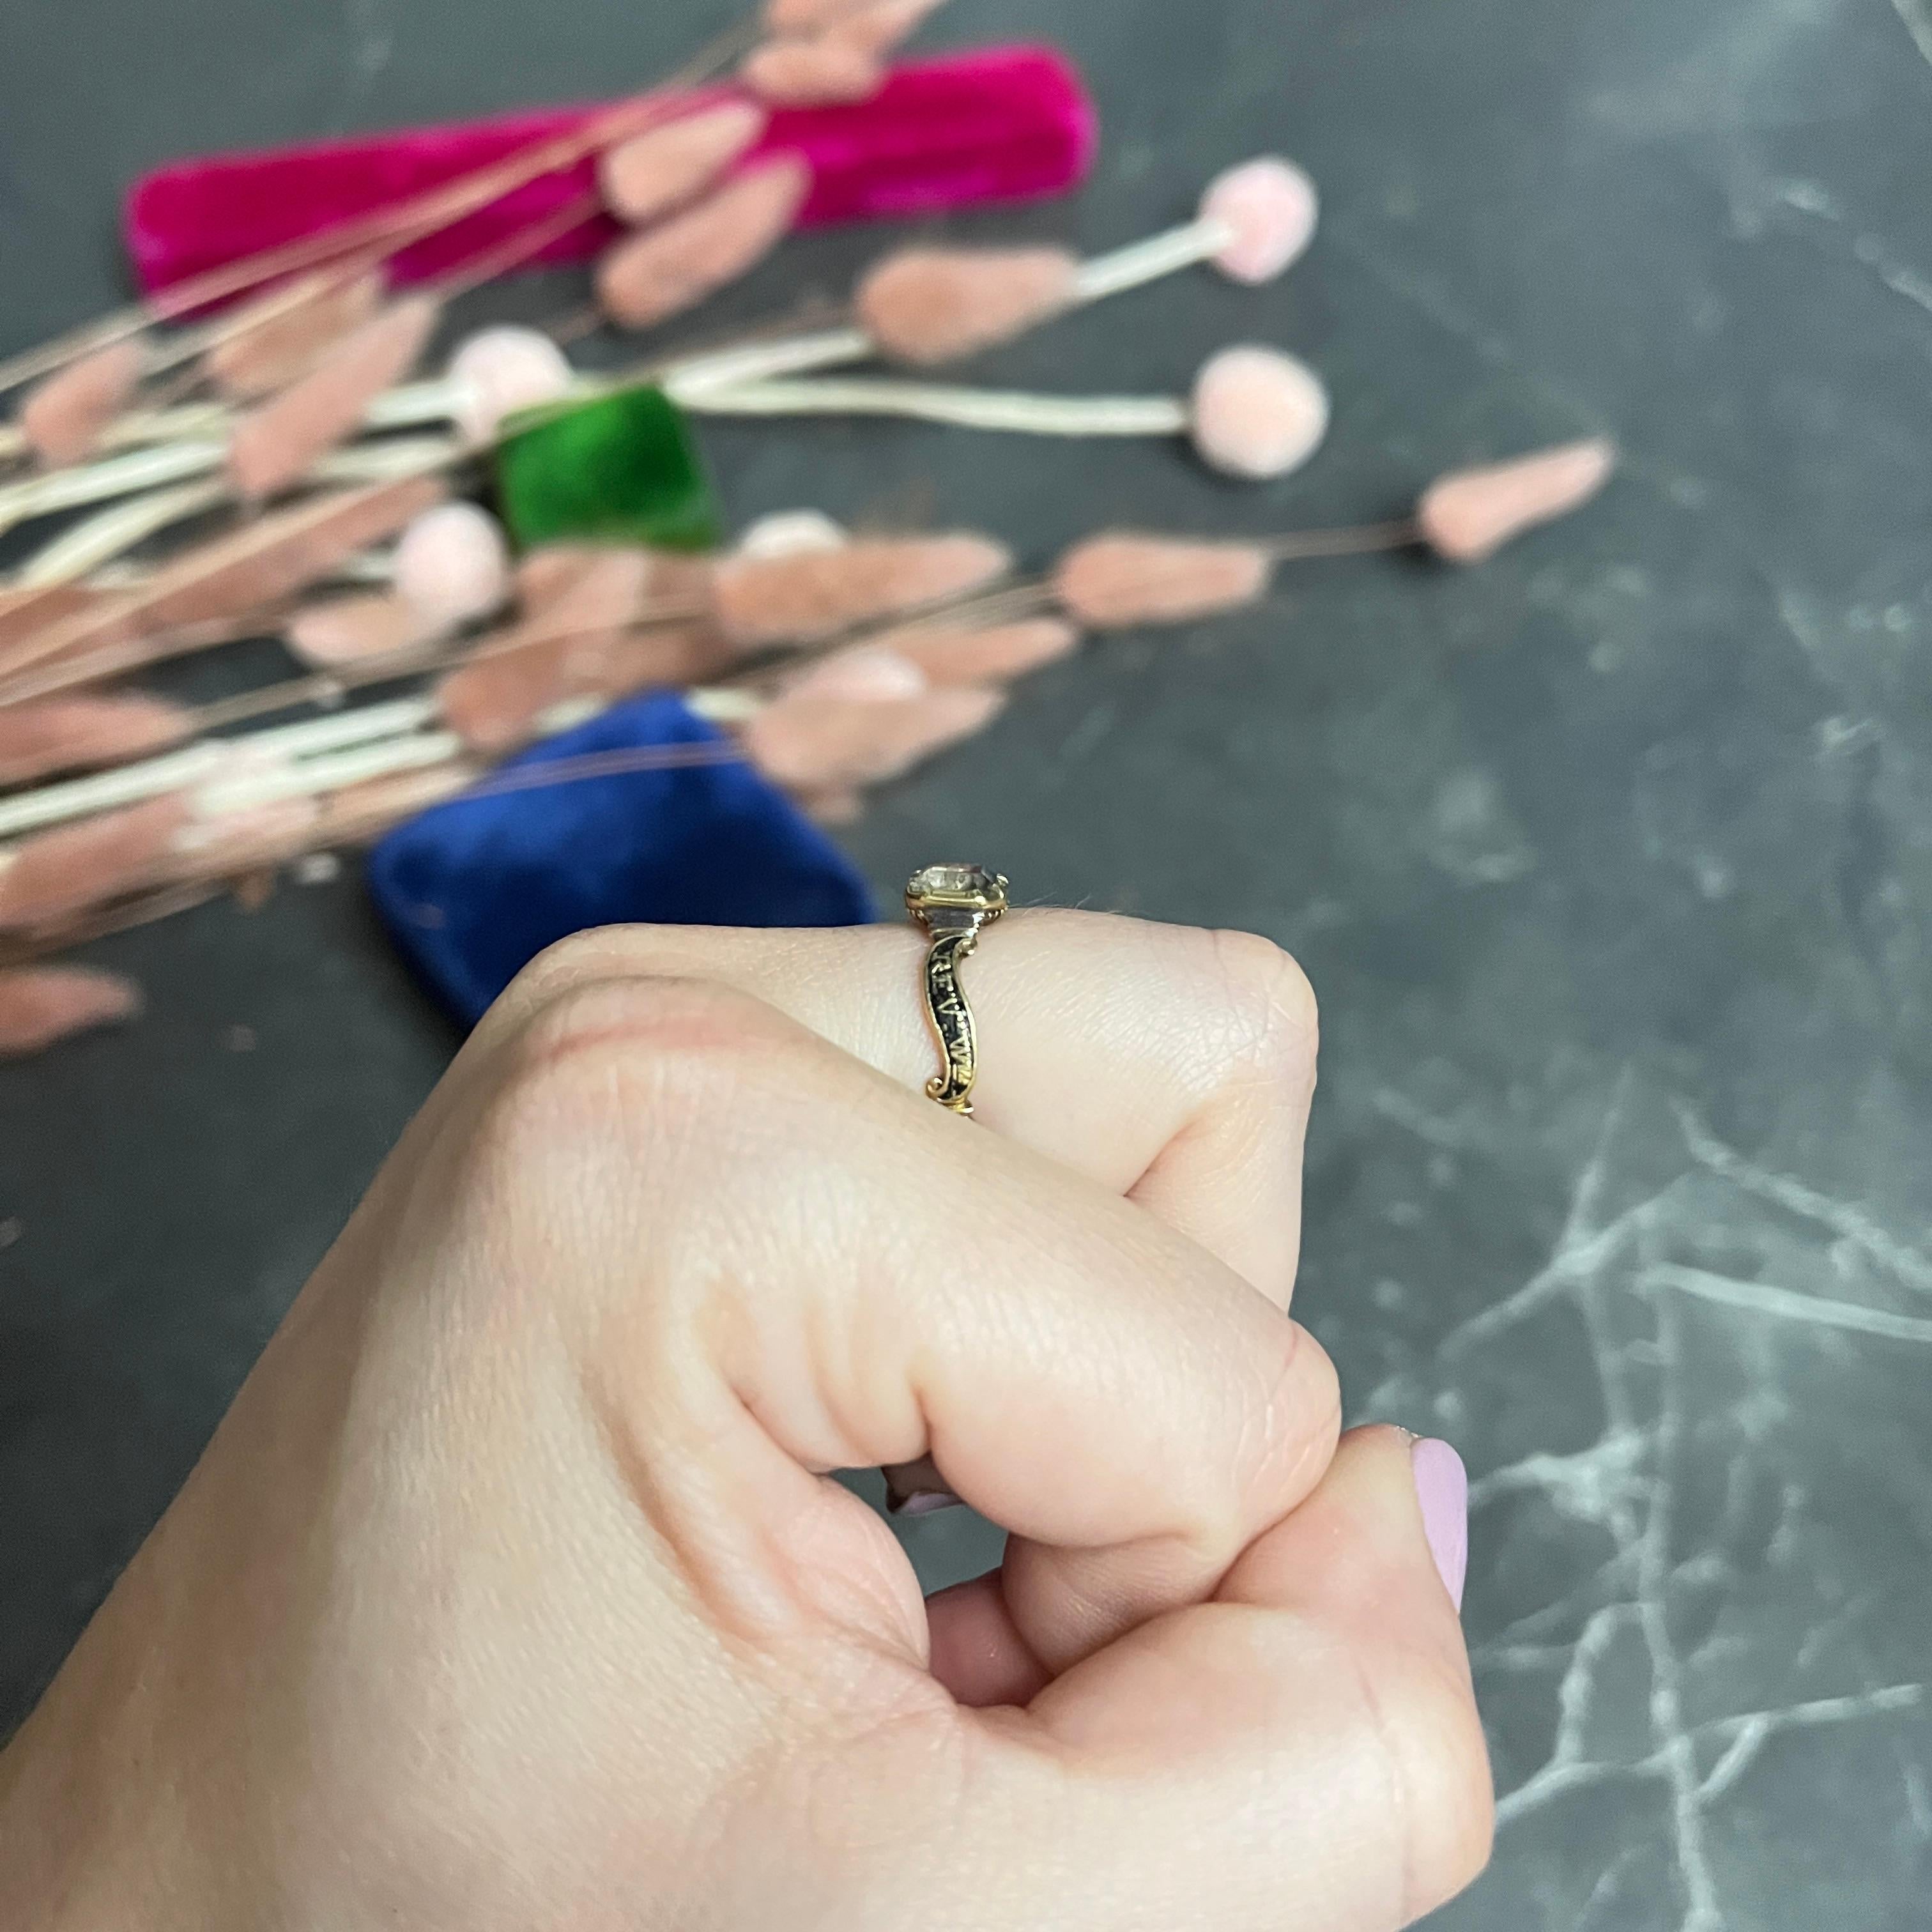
[{"left": 0, "top": 911, "right": 1493, "bottom": 1929}]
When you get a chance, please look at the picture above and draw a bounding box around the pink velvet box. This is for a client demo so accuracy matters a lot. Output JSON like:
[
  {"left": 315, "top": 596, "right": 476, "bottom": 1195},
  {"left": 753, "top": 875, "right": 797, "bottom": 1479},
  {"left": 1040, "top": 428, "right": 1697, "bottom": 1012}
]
[{"left": 123, "top": 45, "right": 1098, "bottom": 299}]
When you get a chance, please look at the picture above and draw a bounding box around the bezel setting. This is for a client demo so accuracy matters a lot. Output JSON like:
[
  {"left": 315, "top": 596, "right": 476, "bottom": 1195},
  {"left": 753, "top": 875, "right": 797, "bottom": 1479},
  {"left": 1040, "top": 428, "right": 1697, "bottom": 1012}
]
[{"left": 905, "top": 863, "right": 1009, "bottom": 918}]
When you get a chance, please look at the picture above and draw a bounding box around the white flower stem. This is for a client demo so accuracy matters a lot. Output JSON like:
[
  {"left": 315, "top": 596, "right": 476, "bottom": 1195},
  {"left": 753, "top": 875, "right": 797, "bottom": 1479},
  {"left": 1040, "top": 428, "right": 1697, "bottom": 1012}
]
[
  {"left": 660, "top": 328, "right": 875, "bottom": 400},
  {"left": 0, "top": 210, "right": 1229, "bottom": 496},
  {"left": 0, "top": 694, "right": 446, "bottom": 841},
  {"left": 0, "top": 745, "right": 230, "bottom": 840},
  {"left": 659, "top": 224, "right": 1232, "bottom": 395},
  {"left": 7, "top": 435, "right": 457, "bottom": 591},
  {"left": 1071, "top": 217, "right": 1231, "bottom": 304},
  {"left": 18, "top": 479, "right": 233, "bottom": 588},
  {"left": 0, "top": 441, "right": 227, "bottom": 538},
  {"left": 192, "top": 723, "right": 463, "bottom": 819},
  {"left": 683, "top": 377, "right": 1190, "bottom": 438},
  {"left": 242, "top": 694, "right": 444, "bottom": 760}
]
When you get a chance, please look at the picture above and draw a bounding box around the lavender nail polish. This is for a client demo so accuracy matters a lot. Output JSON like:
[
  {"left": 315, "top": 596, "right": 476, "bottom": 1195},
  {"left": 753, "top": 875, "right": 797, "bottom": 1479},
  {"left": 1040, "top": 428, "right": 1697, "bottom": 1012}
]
[
  {"left": 1410, "top": 1438, "right": 1468, "bottom": 1611},
  {"left": 890, "top": 1487, "right": 965, "bottom": 1518},
  {"left": 883, "top": 1454, "right": 965, "bottom": 1517}
]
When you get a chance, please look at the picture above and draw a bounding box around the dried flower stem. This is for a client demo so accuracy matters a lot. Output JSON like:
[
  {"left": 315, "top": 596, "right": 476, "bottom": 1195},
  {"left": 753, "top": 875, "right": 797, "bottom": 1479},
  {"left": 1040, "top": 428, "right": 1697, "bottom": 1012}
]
[
  {"left": 1262, "top": 519, "right": 1420, "bottom": 561},
  {"left": 0, "top": 878, "right": 224, "bottom": 966},
  {"left": 0, "top": 21, "right": 753, "bottom": 402}
]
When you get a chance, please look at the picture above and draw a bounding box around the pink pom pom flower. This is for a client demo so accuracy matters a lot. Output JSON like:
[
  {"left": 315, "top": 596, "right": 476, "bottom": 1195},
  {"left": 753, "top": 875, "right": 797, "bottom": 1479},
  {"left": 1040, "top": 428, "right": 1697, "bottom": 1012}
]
[
  {"left": 1190, "top": 346, "right": 1330, "bottom": 479},
  {"left": 1200, "top": 157, "right": 1319, "bottom": 285}
]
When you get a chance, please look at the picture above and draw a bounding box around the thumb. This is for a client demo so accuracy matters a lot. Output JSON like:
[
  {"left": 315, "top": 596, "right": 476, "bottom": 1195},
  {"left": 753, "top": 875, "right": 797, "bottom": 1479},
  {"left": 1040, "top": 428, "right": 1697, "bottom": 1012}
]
[{"left": 931, "top": 1428, "right": 1493, "bottom": 1932}]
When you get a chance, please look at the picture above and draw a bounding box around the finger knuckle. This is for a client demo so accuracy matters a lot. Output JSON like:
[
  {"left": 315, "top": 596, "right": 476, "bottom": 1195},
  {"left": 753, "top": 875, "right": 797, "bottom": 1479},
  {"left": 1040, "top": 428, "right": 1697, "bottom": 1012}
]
[
  {"left": 1356, "top": 1637, "right": 1496, "bottom": 1916},
  {"left": 1203, "top": 927, "right": 1319, "bottom": 1091},
  {"left": 487, "top": 971, "right": 793, "bottom": 1161},
  {"left": 499, "top": 926, "right": 638, "bottom": 1012},
  {"left": 1238, "top": 1322, "right": 1342, "bottom": 1524}
]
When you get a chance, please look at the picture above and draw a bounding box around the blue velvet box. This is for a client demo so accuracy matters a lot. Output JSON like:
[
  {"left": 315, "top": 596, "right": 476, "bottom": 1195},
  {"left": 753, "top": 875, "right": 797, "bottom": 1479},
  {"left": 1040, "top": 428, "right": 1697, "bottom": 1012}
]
[{"left": 366, "top": 692, "right": 875, "bottom": 1027}]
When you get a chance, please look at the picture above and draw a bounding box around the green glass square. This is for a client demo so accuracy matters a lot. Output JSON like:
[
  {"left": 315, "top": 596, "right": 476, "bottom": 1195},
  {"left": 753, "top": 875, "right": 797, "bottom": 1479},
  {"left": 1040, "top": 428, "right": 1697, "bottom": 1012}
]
[{"left": 494, "top": 384, "right": 721, "bottom": 552}]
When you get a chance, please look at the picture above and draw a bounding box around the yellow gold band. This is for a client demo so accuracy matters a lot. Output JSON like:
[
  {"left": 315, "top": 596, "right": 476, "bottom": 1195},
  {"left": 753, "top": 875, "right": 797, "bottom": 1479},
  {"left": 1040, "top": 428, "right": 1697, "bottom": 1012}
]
[{"left": 903, "top": 862, "right": 1008, "bottom": 1118}]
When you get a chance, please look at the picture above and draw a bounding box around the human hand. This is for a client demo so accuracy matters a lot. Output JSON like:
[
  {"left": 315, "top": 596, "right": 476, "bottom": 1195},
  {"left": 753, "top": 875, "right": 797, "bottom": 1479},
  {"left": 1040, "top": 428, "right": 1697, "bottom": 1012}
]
[{"left": 0, "top": 912, "right": 1490, "bottom": 1930}]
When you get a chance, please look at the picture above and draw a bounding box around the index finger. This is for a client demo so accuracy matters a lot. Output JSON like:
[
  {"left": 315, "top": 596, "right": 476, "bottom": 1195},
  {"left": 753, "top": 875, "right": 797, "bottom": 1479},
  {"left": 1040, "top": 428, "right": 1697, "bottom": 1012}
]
[
  {"left": 464, "top": 970, "right": 1339, "bottom": 1677},
  {"left": 484, "top": 909, "right": 1319, "bottom": 1308}
]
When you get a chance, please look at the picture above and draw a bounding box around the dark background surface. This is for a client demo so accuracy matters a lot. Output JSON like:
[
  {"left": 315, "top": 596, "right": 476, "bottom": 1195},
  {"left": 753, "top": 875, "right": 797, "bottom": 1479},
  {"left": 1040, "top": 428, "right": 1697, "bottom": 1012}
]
[{"left": 5, "top": 1, "right": 1932, "bottom": 1925}]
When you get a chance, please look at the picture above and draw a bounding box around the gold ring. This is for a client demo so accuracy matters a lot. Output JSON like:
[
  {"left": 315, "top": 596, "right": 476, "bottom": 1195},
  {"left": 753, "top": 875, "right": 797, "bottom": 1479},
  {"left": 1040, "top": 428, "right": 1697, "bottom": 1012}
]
[
  {"left": 905, "top": 862, "right": 1008, "bottom": 1117},
  {"left": 887, "top": 863, "right": 1009, "bottom": 1516}
]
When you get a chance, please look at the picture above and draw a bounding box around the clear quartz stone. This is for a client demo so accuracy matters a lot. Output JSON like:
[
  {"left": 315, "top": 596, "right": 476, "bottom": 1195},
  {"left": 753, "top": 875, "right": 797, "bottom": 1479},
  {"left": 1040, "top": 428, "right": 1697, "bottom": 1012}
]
[
  {"left": 904, "top": 869, "right": 1004, "bottom": 919},
  {"left": 907, "top": 863, "right": 1002, "bottom": 905},
  {"left": 904, "top": 861, "right": 1004, "bottom": 904}
]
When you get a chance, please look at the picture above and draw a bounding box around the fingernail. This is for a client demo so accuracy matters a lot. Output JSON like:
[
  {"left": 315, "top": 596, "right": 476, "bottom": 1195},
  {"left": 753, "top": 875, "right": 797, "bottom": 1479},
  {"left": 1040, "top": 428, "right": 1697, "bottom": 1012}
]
[
  {"left": 1409, "top": 1438, "right": 1468, "bottom": 1611},
  {"left": 890, "top": 1487, "right": 965, "bottom": 1518},
  {"left": 883, "top": 1455, "right": 964, "bottom": 1518}
]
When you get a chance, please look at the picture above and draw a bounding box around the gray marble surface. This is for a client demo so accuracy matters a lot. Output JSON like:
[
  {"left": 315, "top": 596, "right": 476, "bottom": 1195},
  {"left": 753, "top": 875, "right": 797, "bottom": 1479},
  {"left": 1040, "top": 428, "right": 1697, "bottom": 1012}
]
[{"left": 4, "top": 1, "right": 1932, "bottom": 1926}]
